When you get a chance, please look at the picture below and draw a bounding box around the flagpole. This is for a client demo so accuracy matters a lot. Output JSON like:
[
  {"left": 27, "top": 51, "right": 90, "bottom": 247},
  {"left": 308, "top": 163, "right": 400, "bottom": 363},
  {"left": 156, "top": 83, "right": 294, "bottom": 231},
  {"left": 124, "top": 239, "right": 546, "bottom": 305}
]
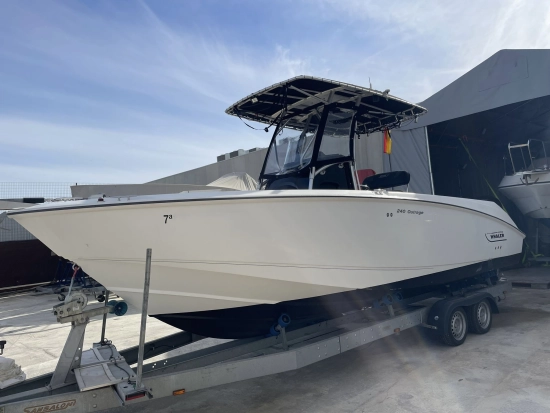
[
  {"left": 384, "top": 129, "right": 392, "bottom": 172},
  {"left": 384, "top": 129, "right": 394, "bottom": 190}
]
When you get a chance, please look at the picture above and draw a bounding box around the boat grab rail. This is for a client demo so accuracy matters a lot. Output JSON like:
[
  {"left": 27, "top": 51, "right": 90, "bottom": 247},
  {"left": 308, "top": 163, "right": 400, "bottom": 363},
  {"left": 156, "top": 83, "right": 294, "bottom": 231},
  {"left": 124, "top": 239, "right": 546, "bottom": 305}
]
[{"left": 508, "top": 139, "right": 549, "bottom": 174}]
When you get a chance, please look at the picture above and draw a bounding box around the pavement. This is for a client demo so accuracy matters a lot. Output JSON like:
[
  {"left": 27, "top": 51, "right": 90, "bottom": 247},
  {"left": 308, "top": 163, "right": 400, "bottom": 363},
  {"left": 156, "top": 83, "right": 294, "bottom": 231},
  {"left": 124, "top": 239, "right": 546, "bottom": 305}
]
[
  {"left": 1, "top": 267, "right": 550, "bottom": 412},
  {"left": 0, "top": 291, "right": 223, "bottom": 379},
  {"left": 505, "top": 266, "right": 550, "bottom": 289}
]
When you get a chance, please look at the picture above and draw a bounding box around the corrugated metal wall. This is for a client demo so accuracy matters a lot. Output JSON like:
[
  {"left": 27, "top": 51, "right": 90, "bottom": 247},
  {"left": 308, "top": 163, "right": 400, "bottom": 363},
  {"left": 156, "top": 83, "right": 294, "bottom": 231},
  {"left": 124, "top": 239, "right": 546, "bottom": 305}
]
[{"left": 0, "top": 240, "right": 60, "bottom": 289}]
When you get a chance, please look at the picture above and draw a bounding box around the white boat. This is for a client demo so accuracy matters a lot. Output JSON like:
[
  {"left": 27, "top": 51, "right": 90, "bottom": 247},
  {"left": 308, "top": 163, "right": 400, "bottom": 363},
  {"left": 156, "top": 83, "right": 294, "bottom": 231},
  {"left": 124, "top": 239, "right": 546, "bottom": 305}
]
[
  {"left": 499, "top": 140, "right": 550, "bottom": 225},
  {"left": 9, "top": 76, "right": 525, "bottom": 338}
]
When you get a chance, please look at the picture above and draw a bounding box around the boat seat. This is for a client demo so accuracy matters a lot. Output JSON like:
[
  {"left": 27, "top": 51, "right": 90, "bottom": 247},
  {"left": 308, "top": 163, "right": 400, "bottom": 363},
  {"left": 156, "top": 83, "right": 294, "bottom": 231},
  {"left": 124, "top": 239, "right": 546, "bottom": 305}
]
[
  {"left": 362, "top": 171, "right": 410, "bottom": 190},
  {"left": 313, "top": 164, "right": 354, "bottom": 190}
]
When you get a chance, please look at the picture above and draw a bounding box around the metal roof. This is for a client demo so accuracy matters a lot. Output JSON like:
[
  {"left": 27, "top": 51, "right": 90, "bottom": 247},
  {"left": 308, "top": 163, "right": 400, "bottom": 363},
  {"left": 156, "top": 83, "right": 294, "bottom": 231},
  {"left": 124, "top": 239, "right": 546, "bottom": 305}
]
[{"left": 401, "top": 49, "right": 550, "bottom": 130}]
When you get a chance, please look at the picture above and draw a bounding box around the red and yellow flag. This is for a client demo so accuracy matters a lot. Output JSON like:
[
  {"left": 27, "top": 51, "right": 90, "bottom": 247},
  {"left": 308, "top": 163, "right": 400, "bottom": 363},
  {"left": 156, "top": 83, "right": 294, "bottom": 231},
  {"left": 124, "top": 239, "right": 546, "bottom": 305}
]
[{"left": 383, "top": 129, "right": 392, "bottom": 154}]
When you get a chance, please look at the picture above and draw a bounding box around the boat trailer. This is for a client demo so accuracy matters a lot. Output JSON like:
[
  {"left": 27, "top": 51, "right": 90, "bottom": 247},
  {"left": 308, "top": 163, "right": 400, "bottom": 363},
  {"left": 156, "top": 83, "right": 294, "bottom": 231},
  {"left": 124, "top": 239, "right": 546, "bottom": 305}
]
[{"left": 0, "top": 252, "right": 511, "bottom": 412}]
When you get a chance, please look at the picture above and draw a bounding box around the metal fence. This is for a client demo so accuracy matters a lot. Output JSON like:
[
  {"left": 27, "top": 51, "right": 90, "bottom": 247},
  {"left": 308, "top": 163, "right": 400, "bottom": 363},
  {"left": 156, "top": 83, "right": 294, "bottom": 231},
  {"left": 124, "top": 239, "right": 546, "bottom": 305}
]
[
  {"left": 0, "top": 182, "right": 77, "bottom": 200},
  {"left": 0, "top": 182, "right": 95, "bottom": 242}
]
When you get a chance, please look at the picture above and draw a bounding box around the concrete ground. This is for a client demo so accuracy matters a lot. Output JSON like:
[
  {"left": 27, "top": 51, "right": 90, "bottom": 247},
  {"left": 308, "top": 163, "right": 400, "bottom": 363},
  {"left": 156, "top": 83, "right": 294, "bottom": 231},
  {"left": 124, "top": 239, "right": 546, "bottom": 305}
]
[
  {"left": 1, "top": 267, "right": 550, "bottom": 412},
  {"left": 505, "top": 266, "right": 550, "bottom": 289},
  {"left": 0, "top": 292, "right": 223, "bottom": 379}
]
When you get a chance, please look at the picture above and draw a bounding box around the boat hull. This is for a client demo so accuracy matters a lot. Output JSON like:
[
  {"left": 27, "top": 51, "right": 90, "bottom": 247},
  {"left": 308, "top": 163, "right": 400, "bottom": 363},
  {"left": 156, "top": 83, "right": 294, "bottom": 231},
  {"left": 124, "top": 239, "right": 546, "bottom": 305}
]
[
  {"left": 153, "top": 254, "right": 520, "bottom": 338},
  {"left": 499, "top": 172, "right": 550, "bottom": 219},
  {"left": 10, "top": 190, "right": 524, "bottom": 337}
]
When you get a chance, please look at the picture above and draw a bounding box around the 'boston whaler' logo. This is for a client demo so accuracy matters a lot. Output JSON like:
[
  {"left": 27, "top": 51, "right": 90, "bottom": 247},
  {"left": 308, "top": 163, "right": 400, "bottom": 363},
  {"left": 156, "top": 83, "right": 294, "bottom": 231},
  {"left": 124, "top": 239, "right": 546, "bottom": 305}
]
[
  {"left": 23, "top": 400, "right": 76, "bottom": 413},
  {"left": 485, "top": 231, "right": 506, "bottom": 242}
]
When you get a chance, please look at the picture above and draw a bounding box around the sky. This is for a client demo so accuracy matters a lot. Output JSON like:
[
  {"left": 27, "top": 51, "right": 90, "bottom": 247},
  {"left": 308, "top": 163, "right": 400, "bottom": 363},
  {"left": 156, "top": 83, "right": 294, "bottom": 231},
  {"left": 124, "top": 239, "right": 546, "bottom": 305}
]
[{"left": 1, "top": 0, "right": 550, "bottom": 183}]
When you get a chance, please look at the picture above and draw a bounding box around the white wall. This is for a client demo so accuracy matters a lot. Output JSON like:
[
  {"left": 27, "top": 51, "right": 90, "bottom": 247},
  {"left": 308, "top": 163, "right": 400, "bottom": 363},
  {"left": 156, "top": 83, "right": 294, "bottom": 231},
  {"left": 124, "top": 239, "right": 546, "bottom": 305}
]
[
  {"left": 150, "top": 149, "right": 268, "bottom": 185},
  {"left": 150, "top": 134, "right": 385, "bottom": 185}
]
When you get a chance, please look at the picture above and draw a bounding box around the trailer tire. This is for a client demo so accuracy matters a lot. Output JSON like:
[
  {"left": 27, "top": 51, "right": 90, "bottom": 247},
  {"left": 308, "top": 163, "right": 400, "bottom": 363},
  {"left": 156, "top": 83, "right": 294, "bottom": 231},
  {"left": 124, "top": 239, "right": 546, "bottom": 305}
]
[
  {"left": 467, "top": 299, "right": 492, "bottom": 334},
  {"left": 441, "top": 307, "right": 468, "bottom": 346}
]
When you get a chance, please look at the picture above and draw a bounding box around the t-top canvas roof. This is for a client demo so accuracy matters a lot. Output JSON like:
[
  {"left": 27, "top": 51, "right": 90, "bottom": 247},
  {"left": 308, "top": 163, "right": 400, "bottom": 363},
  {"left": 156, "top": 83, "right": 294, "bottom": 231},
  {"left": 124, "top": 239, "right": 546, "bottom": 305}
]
[{"left": 226, "top": 76, "right": 427, "bottom": 134}]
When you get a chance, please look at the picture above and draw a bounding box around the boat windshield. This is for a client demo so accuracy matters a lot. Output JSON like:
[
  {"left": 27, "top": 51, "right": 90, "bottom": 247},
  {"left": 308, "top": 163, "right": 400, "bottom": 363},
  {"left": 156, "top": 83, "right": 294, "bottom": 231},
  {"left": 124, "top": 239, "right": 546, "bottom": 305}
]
[
  {"left": 263, "top": 108, "right": 354, "bottom": 175},
  {"left": 318, "top": 108, "right": 354, "bottom": 162}
]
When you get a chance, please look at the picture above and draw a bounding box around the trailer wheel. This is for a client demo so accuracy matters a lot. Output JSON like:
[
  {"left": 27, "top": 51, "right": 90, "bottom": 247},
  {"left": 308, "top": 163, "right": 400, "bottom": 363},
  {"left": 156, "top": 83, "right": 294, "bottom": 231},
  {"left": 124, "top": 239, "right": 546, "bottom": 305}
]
[
  {"left": 467, "top": 299, "right": 492, "bottom": 334},
  {"left": 97, "top": 294, "right": 105, "bottom": 303},
  {"left": 441, "top": 307, "right": 468, "bottom": 346}
]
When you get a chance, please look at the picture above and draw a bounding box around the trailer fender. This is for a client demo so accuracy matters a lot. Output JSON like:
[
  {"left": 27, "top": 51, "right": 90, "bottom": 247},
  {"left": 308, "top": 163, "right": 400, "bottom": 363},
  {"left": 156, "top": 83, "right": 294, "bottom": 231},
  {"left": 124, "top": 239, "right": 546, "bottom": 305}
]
[{"left": 427, "top": 293, "right": 498, "bottom": 335}]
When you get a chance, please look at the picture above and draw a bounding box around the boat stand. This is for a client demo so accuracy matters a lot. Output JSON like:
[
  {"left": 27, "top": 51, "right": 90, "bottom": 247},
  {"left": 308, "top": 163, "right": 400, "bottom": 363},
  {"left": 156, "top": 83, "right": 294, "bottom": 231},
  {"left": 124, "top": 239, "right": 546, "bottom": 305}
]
[{"left": 0, "top": 255, "right": 512, "bottom": 412}]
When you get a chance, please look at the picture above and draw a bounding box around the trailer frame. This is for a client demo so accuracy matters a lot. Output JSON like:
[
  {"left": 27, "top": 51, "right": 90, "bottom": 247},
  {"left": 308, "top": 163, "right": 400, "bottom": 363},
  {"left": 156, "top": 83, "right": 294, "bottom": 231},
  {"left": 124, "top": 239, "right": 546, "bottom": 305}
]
[{"left": 0, "top": 277, "right": 511, "bottom": 413}]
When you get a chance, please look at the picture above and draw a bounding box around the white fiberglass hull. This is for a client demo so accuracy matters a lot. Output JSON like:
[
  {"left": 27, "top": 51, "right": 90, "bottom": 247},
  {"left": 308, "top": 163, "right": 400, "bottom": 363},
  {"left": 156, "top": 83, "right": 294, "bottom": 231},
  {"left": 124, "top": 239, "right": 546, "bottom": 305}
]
[
  {"left": 11, "top": 190, "right": 524, "bottom": 329},
  {"left": 499, "top": 171, "right": 550, "bottom": 219}
]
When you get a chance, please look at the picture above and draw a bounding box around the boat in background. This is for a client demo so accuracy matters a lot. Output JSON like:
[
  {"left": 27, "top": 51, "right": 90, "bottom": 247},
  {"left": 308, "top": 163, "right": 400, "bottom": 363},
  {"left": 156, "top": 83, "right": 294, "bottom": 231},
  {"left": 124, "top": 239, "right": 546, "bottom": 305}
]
[
  {"left": 499, "top": 139, "right": 550, "bottom": 227},
  {"left": 9, "top": 76, "right": 525, "bottom": 338}
]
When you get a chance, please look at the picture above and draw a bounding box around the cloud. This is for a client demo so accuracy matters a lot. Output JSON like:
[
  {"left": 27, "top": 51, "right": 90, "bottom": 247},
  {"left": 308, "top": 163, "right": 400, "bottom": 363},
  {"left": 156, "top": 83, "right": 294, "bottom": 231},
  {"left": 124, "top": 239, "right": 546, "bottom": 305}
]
[
  {"left": 1, "top": 0, "right": 550, "bottom": 183},
  {"left": 309, "top": 0, "right": 550, "bottom": 100},
  {"left": 0, "top": 1, "right": 312, "bottom": 183}
]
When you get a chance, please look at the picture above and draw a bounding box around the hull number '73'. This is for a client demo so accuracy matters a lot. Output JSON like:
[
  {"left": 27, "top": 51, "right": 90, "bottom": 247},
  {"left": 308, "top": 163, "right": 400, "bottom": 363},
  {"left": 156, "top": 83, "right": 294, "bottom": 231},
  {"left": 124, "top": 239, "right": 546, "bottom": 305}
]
[{"left": 163, "top": 215, "right": 173, "bottom": 224}]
